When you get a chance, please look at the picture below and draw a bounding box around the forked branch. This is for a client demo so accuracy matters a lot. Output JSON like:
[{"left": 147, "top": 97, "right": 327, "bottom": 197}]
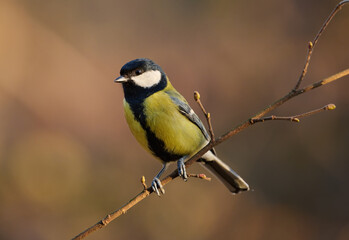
[
  {"left": 294, "top": 0, "right": 349, "bottom": 90},
  {"left": 72, "top": 2, "right": 349, "bottom": 239}
]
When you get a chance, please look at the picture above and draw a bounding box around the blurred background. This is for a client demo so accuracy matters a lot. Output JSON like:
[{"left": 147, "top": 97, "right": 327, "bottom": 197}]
[{"left": 1, "top": 0, "right": 349, "bottom": 239}]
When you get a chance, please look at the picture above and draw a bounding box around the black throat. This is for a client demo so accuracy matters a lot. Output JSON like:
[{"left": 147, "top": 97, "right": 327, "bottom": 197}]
[{"left": 122, "top": 73, "right": 168, "bottom": 105}]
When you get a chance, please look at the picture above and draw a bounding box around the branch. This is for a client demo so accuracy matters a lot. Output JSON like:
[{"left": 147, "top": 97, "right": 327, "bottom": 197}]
[
  {"left": 250, "top": 104, "right": 336, "bottom": 123},
  {"left": 293, "top": 0, "right": 349, "bottom": 90},
  {"left": 72, "top": 74, "right": 349, "bottom": 240},
  {"left": 72, "top": 2, "right": 349, "bottom": 239},
  {"left": 73, "top": 68, "right": 349, "bottom": 240},
  {"left": 188, "top": 173, "right": 212, "bottom": 181},
  {"left": 194, "top": 91, "right": 215, "bottom": 141}
]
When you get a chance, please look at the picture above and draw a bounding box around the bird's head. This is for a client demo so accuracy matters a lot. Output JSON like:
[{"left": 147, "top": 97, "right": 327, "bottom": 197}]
[
  {"left": 115, "top": 58, "right": 169, "bottom": 100},
  {"left": 115, "top": 58, "right": 166, "bottom": 87}
]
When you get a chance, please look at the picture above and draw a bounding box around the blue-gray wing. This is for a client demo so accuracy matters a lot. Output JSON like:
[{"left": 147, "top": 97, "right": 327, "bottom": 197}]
[{"left": 168, "top": 94, "right": 210, "bottom": 141}]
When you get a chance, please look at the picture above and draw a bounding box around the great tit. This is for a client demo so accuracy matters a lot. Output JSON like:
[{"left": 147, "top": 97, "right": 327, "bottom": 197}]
[{"left": 115, "top": 58, "right": 249, "bottom": 195}]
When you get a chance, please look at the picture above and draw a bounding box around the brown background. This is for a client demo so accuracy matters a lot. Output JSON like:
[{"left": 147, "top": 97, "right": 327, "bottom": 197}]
[{"left": 1, "top": 0, "right": 349, "bottom": 239}]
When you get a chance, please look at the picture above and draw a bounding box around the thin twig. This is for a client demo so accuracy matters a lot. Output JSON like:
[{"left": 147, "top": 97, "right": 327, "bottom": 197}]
[
  {"left": 251, "top": 115, "right": 300, "bottom": 123},
  {"left": 294, "top": 0, "right": 349, "bottom": 90},
  {"left": 293, "top": 103, "right": 336, "bottom": 118},
  {"left": 214, "top": 69, "right": 349, "bottom": 147},
  {"left": 72, "top": 2, "right": 349, "bottom": 239},
  {"left": 188, "top": 173, "right": 212, "bottom": 181},
  {"left": 194, "top": 91, "right": 215, "bottom": 141},
  {"left": 250, "top": 104, "right": 336, "bottom": 123}
]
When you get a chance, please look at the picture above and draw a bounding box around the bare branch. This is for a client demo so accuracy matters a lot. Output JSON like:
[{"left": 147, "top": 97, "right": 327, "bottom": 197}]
[
  {"left": 301, "top": 68, "right": 349, "bottom": 93},
  {"left": 194, "top": 91, "right": 215, "bottom": 141},
  {"left": 72, "top": 189, "right": 150, "bottom": 240},
  {"left": 72, "top": 2, "right": 349, "bottom": 240},
  {"left": 293, "top": 103, "right": 336, "bottom": 119},
  {"left": 72, "top": 69, "right": 349, "bottom": 240},
  {"left": 294, "top": 0, "right": 349, "bottom": 90},
  {"left": 250, "top": 104, "right": 336, "bottom": 123},
  {"left": 251, "top": 115, "right": 300, "bottom": 123},
  {"left": 188, "top": 173, "right": 212, "bottom": 181},
  {"left": 213, "top": 69, "right": 349, "bottom": 148}
]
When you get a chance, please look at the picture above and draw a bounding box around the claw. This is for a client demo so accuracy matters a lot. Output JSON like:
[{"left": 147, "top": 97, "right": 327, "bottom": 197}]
[
  {"left": 151, "top": 177, "right": 165, "bottom": 196},
  {"left": 177, "top": 158, "right": 188, "bottom": 181}
]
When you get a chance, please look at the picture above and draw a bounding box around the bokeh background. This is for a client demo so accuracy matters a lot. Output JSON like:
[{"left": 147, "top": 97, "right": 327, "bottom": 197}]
[{"left": 1, "top": 0, "right": 349, "bottom": 239}]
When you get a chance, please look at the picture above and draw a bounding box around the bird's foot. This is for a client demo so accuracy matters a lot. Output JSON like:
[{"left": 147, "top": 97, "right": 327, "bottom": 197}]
[
  {"left": 177, "top": 158, "right": 188, "bottom": 181},
  {"left": 151, "top": 177, "right": 165, "bottom": 196}
]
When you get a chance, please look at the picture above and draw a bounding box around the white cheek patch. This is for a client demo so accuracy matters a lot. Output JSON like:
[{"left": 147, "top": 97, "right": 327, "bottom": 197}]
[{"left": 131, "top": 70, "right": 162, "bottom": 88}]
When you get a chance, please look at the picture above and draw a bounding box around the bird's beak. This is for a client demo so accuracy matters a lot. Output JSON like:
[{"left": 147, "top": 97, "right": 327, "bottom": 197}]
[{"left": 114, "top": 76, "right": 128, "bottom": 83}]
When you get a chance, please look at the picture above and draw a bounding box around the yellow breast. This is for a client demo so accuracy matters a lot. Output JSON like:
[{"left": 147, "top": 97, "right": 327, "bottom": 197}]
[
  {"left": 123, "top": 100, "right": 152, "bottom": 155},
  {"left": 143, "top": 91, "right": 206, "bottom": 156},
  {"left": 123, "top": 83, "right": 207, "bottom": 161}
]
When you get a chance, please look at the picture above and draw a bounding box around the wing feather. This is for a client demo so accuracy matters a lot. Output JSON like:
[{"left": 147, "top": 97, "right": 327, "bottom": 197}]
[
  {"left": 165, "top": 89, "right": 216, "bottom": 155},
  {"left": 166, "top": 91, "right": 210, "bottom": 140}
]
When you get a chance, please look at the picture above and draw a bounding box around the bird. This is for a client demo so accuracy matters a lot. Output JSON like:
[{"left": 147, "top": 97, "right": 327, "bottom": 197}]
[{"left": 114, "top": 58, "right": 249, "bottom": 196}]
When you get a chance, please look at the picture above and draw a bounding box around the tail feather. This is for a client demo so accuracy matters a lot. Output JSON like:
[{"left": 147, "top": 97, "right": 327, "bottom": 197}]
[{"left": 199, "top": 151, "right": 249, "bottom": 194}]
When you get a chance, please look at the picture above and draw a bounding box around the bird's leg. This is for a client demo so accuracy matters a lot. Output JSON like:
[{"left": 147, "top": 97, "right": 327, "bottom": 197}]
[
  {"left": 177, "top": 156, "right": 188, "bottom": 181},
  {"left": 151, "top": 163, "right": 168, "bottom": 196}
]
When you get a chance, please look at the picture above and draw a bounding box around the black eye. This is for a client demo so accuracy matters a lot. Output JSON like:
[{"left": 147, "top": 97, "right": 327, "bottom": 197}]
[{"left": 135, "top": 69, "right": 143, "bottom": 76}]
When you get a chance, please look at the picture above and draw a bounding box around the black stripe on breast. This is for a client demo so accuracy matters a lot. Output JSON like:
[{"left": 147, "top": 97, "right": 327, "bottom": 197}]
[{"left": 126, "top": 99, "right": 183, "bottom": 162}]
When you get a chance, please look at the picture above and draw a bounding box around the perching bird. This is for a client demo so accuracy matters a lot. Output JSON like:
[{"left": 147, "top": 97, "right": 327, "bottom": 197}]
[{"left": 115, "top": 58, "right": 249, "bottom": 195}]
